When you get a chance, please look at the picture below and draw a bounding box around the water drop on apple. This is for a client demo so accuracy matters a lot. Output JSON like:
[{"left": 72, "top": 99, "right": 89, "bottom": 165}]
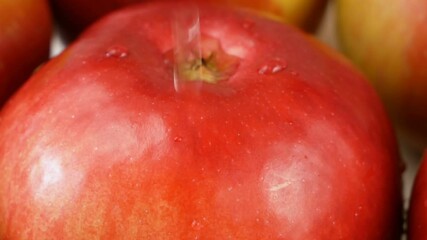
[
  {"left": 105, "top": 45, "right": 129, "bottom": 58},
  {"left": 258, "top": 58, "right": 288, "bottom": 75}
]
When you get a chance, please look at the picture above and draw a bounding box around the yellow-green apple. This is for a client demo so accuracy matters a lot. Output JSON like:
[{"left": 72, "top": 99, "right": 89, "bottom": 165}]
[
  {"left": 0, "top": 0, "right": 52, "bottom": 105},
  {"left": 50, "top": 0, "right": 328, "bottom": 39},
  {"left": 0, "top": 2, "right": 402, "bottom": 239},
  {"left": 336, "top": 0, "right": 427, "bottom": 151}
]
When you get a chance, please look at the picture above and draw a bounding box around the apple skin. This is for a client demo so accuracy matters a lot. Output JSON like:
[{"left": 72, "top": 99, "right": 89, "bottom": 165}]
[
  {"left": 336, "top": 0, "right": 427, "bottom": 151},
  {"left": 0, "top": 2, "right": 402, "bottom": 239},
  {"left": 50, "top": 0, "right": 327, "bottom": 39},
  {"left": 0, "top": 0, "right": 52, "bottom": 105},
  {"left": 408, "top": 152, "right": 427, "bottom": 239}
]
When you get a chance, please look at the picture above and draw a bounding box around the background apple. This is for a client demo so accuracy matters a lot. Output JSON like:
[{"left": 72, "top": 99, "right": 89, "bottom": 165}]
[
  {"left": 0, "top": 0, "right": 52, "bottom": 105},
  {"left": 336, "top": 0, "right": 427, "bottom": 152},
  {"left": 0, "top": 2, "right": 402, "bottom": 239},
  {"left": 50, "top": 0, "right": 328, "bottom": 40},
  {"left": 408, "top": 151, "right": 427, "bottom": 239}
]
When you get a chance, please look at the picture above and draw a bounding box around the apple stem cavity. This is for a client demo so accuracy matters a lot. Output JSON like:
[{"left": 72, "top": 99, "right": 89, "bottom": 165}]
[{"left": 172, "top": 5, "right": 240, "bottom": 92}]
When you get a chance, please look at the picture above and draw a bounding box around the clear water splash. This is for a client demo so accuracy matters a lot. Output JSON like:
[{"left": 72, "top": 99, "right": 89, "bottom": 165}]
[{"left": 172, "top": 5, "right": 202, "bottom": 92}]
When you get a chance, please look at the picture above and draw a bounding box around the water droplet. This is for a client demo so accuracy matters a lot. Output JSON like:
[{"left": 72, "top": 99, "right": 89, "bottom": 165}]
[
  {"left": 258, "top": 58, "right": 288, "bottom": 75},
  {"left": 105, "top": 45, "right": 129, "bottom": 58},
  {"left": 174, "top": 136, "right": 183, "bottom": 142},
  {"left": 191, "top": 220, "right": 203, "bottom": 230},
  {"left": 191, "top": 220, "right": 198, "bottom": 227},
  {"left": 258, "top": 65, "right": 269, "bottom": 75},
  {"left": 272, "top": 65, "right": 284, "bottom": 73}
]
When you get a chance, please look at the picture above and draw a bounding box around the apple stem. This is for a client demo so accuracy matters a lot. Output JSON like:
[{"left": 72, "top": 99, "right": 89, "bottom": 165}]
[{"left": 172, "top": 5, "right": 203, "bottom": 92}]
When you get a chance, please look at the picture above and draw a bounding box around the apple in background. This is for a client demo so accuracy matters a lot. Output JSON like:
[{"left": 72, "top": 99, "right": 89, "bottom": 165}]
[
  {"left": 336, "top": 0, "right": 427, "bottom": 152},
  {"left": 408, "top": 152, "right": 427, "bottom": 239},
  {"left": 50, "top": 0, "right": 328, "bottom": 40},
  {"left": 0, "top": 0, "right": 52, "bottom": 105},
  {"left": 0, "top": 2, "right": 402, "bottom": 239}
]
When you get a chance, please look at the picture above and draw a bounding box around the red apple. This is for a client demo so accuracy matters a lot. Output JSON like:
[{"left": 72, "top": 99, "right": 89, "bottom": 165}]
[
  {"left": 408, "top": 152, "right": 427, "bottom": 239},
  {"left": 336, "top": 0, "right": 427, "bottom": 151},
  {"left": 50, "top": 0, "right": 327, "bottom": 40},
  {"left": 0, "top": 2, "right": 402, "bottom": 239},
  {"left": 0, "top": 0, "right": 52, "bottom": 105}
]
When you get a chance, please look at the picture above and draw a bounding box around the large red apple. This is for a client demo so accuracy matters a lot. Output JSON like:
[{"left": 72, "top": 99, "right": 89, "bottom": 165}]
[
  {"left": 50, "top": 0, "right": 327, "bottom": 39},
  {"left": 408, "top": 152, "right": 427, "bottom": 239},
  {"left": 336, "top": 0, "right": 427, "bottom": 151},
  {"left": 0, "top": 2, "right": 402, "bottom": 239},
  {"left": 0, "top": 0, "right": 52, "bottom": 105}
]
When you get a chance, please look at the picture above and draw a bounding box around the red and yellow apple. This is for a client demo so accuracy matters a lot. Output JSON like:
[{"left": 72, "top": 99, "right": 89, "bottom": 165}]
[
  {"left": 0, "top": 2, "right": 402, "bottom": 239},
  {"left": 0, "top": 0, "right": 52, "bottom": 105},
  {"left": 336, "top": 0, "right": 427, "bottom": 151},
  {"left": 50, "top": 0, "right": 328, "bottom": 39}
]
